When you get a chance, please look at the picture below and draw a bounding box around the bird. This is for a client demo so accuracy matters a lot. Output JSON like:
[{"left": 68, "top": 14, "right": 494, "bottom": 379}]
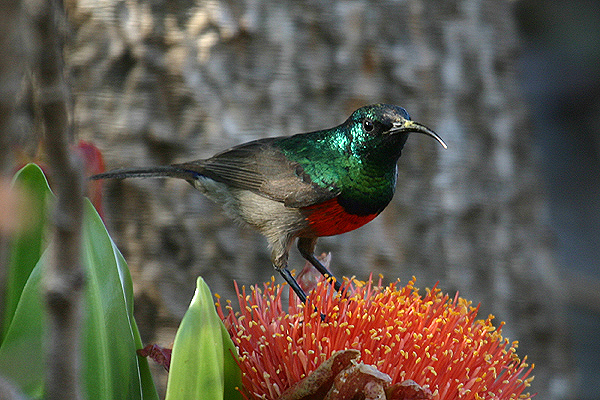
[{"left": 90, "top": 104, "right": 446, "bottom": 303}]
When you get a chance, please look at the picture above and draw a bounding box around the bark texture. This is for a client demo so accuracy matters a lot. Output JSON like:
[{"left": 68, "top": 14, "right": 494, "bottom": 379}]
[{"left": 56, "top": 0, "right": 572, "bottom": 397}]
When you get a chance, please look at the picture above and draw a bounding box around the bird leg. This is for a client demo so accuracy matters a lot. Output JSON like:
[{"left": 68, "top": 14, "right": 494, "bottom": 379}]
[
  {"left": 278, "top": 267, "right": 308, "bottom": 304},
  {"left": 297, "top": 237, "right": 342, "bottom": 292},
  {"left": 271, "top": 239, "right": 311, "bottom": 303}
]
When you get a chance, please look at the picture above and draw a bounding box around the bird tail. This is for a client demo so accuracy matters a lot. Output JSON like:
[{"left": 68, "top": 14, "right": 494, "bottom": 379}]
[{"left": 90, "top": 165, "right": 201, "bottom": 182}]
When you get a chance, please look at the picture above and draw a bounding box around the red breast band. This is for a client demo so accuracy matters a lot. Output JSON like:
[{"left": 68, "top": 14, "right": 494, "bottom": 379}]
[{"left": 303, "top": 197, "right": 378, "bottom": 237}]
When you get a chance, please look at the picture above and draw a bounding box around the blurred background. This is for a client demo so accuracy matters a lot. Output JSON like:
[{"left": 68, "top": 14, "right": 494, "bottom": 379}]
[{"left": 2, "top": 0, "right": 599, "bottom": 399}]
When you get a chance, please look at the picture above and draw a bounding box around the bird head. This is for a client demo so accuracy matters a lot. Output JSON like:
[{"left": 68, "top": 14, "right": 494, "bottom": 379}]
[{"left": 347, "top": 104, "right": 447, "bottom": 151}]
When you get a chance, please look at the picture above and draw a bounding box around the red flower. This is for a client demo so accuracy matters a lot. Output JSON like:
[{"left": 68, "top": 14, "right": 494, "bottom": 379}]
[{"left": 217, "top": 276, "right": 534, "bottom": 399}]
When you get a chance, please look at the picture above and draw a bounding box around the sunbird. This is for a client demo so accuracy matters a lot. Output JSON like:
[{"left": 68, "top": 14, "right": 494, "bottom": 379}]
[{"left": 91, "top": 104, "right": 447, "bottom": 302}]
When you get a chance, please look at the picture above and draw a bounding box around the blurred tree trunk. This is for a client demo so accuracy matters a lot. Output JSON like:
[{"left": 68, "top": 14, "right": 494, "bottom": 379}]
[
  {"left": 64, "top": 0, "right": 571, "bottom": 397},
  {"left": 1, "top": 0, "right": 84, "bottom": 397}
]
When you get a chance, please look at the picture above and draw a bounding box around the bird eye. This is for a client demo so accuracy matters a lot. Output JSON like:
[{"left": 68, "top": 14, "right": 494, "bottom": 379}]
[{"left": 363, "top": 118, "right": 374, "bottom": 132}]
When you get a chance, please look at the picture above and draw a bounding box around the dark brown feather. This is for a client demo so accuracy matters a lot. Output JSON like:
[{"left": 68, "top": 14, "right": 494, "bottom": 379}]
[{"left": 175, "top": 138, "right": 339, "bottom": 208}]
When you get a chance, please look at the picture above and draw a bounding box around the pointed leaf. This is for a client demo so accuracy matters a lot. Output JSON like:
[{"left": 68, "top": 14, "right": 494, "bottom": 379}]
[
  {"left": 0, "top": 164, "right": 158, "bottom": 399},
  {"left": 221, "top": 320, "right": 243, "bottom": 400},
  {"left": 80, "top": 198, "right": 158, "bottom": 400},
  {"left": 2, "top": 164, "right": 51, "bottom": 341},
  {"left": 166, "top": 277, "right": 236, "bottom": 400}
]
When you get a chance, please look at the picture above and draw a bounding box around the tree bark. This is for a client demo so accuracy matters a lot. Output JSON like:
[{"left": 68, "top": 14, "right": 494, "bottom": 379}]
[
  {"left": 37, "top": 0, "right": 85, "bottom": 398},
  {"left": 62, "top": 0, "right": 572, "bottom": 397}
]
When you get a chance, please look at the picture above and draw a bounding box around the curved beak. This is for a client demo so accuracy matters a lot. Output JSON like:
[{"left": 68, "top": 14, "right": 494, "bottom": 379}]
[{"left": 393, "top": 120, "right": 447, "bottom": 149}]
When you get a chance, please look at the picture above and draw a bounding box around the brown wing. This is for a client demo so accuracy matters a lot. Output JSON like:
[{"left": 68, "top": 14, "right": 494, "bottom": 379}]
[{"left": 175, "top": 137, "right": 339, "bottom": 208}]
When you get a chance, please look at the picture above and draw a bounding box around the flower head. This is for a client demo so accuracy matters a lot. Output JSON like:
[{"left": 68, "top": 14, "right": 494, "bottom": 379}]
[{"left": 217, "top": 276, "right": 534, "bottom": 400}]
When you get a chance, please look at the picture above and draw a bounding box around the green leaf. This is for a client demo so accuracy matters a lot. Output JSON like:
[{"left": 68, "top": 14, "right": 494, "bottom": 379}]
[
  {"left": 2, "top": 164, "right": 51, "bottom": 342},
  {"left": 165, "top": 277, "right": 242, "bottom": 400},
  {"left": 221, "top": 317, "right": 244, "bottom": 400},
  {"left": 0, "top": 249, "right": 47, "bottom": 397},
  {"left": 80, "top": 198, "right": 159, "bottom": 400},
  {"left": 0, "top": 164, "right": 158, "bottom": 399}
]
